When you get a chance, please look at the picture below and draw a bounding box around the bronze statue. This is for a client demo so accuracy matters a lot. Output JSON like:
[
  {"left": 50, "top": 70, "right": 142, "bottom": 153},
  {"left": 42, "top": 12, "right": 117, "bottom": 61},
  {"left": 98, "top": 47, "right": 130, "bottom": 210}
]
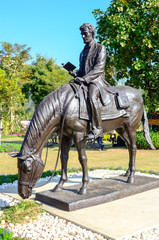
[
  {"left": 70, "top": 23, "right": 108, "bottom": 139},
  {"left": 10, "top": 23, "right": 155, "bottom": 199}
]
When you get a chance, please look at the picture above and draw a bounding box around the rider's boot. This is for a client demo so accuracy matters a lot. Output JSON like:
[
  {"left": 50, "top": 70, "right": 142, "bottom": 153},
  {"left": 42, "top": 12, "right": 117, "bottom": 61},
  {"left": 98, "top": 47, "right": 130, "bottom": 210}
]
[{"left": 87, "top": 99, "right": 103, "bottom": 139}]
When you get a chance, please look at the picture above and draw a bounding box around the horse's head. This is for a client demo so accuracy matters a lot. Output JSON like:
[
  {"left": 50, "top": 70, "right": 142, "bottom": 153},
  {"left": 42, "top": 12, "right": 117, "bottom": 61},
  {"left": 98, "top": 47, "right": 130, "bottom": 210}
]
[{"left": 10, "top": 153, "right": 44, "bottom": 199}]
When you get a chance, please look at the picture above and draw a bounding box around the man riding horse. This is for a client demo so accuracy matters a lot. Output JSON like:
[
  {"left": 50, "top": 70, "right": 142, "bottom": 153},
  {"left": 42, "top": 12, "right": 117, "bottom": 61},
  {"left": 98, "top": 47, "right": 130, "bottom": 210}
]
[
  {"left": 69, "top": 23, "right": 109, "bottom": 139},
  {"left": 11, "top": 23, "right": 155, "bottom": 199}
]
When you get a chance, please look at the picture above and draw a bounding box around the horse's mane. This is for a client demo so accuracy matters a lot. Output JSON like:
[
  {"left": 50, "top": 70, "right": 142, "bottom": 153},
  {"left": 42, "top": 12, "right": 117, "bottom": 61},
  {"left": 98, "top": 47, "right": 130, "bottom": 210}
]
[{"left": 20, "top": 84, "right": 71, "bottom": 155}]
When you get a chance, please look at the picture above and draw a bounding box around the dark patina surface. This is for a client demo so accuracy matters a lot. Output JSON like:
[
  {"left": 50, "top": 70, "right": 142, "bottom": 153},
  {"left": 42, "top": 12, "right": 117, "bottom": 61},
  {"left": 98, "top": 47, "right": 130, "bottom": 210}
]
[{"left": 36, "top": 175, "right": 159, "bottom": 211}]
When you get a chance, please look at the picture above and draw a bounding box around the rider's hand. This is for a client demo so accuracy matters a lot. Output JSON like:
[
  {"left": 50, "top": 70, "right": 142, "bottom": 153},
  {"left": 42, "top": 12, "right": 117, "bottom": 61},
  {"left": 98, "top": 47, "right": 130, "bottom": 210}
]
[
  {"left": 69, "top": 71, "right": 77, "bottom": 78},
  {"left": 74, "top": 77, "right": 85, "bottom": 85}
]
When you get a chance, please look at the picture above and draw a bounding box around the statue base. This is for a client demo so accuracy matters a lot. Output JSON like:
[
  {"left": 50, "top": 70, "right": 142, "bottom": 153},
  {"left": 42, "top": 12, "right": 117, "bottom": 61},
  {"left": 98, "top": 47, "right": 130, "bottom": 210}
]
[{"left": 36, "top": 175, "right": 159, "bottom": 211}]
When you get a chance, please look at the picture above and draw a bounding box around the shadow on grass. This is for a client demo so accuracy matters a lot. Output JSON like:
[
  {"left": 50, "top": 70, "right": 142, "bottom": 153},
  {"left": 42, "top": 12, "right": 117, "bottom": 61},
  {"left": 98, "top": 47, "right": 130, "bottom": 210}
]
[
  {"left": 44, "top": 141, "right": 127, "bottom": 151},
  {"left": 2, "top": 138, "right": 127, "bottom": 152},
  {"left": 2, "top": 140, "right": 24, "bottom": 145}
]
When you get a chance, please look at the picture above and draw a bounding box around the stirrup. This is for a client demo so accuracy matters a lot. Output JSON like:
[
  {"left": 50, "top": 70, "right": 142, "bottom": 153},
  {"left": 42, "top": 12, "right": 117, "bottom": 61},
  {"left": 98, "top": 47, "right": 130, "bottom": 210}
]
[{"left": 87, "top": 129, "right": 103, "bottom": 139}]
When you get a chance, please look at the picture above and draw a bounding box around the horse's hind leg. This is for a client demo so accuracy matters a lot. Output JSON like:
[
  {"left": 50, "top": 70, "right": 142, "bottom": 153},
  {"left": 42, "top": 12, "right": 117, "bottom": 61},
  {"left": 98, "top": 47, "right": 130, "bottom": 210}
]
[
  {"left": 127, "top": 129, "right": 137, "bottom": 184},
  {"left": 53, "top": 136, "right": 72, "bottom": 192},
  {"left": 75, "top": 137, "right": 89, "bottom": 194},
  {"left": 116, "top": 125, "right": 137, "bottom": 184}
]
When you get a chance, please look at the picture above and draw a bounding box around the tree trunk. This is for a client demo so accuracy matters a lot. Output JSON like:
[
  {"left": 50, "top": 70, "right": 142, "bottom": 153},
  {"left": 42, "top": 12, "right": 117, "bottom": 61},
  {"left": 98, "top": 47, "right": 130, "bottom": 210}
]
[{"left": 10, "top": 97, "right": 14, "bottom": 133}]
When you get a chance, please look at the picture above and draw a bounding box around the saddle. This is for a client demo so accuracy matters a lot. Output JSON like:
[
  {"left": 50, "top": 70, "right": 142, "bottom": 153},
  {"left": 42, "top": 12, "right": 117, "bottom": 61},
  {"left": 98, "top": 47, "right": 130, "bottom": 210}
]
[{"left": 69, "top": 82, "right": 130, "bottom": 121}]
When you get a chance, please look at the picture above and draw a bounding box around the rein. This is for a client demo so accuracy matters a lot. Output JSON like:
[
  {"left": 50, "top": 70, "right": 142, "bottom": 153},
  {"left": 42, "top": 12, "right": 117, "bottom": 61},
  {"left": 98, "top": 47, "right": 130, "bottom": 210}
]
[{"left": 22, "top": 82, "right": 84, "bottom": 189}]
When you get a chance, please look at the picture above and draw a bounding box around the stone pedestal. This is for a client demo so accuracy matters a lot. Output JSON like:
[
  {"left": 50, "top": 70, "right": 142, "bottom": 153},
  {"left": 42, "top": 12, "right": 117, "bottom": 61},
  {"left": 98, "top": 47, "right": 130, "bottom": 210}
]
[{"left": 36, "top": 175, "right": 159, "bottom": 211}]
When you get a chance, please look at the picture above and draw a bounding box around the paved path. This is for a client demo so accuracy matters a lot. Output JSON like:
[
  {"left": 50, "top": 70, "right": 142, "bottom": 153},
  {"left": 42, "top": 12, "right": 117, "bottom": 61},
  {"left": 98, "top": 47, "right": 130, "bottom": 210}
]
[{"left": 1, "top": 170, "right": 159, "bottom": 239}]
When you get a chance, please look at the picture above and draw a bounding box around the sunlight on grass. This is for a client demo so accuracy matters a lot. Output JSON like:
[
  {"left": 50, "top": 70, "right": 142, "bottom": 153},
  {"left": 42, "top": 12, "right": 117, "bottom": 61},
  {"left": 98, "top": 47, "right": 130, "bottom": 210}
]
[{"left": 0, "top": 137, "right": 159, "bottom": 175}]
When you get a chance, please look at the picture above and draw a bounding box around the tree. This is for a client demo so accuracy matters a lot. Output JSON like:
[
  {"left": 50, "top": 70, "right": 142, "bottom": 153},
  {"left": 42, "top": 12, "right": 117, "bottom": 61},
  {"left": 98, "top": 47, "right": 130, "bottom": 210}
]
[
  {"left": 23, "top": 55, "right": 70, "bottom": 107},
  {"left": 93, "top": 0, "right": 159, "bottom": 116},
  {"left": 0, "top": 69, "right": 26, "bottom": 133},
  {"left": 0, "top": 42, "right": 32, "bottom": 131},
  {"left": 0, "top": 42, "right": 32, "bottom": 81}
]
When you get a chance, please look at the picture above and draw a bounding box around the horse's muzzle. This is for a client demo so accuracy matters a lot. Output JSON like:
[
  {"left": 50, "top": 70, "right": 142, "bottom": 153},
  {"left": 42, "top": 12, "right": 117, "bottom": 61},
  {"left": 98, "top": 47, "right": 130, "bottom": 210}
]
[{"left": 18, "top": 184, "right": 32, "bottom": 199}]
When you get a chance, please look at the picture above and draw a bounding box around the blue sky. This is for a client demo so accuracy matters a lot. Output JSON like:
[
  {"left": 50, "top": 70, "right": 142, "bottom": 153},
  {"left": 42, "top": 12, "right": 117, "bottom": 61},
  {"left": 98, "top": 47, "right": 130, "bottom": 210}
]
[{"left": 1, "top": 0, "right": 111, "bottom": 68}]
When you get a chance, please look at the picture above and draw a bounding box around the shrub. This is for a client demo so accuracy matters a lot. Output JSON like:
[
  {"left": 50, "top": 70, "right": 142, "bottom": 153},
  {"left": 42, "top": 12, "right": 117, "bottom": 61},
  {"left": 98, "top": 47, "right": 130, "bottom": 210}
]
[
  {"left": 0, "top": 228, "right": 13, "bottom": 239},
  {"left": 0, "top": 174, "right": 18, "bottom": 185},
  {"left": 136, "top": 130, "right": 159, "bottom": 149}
]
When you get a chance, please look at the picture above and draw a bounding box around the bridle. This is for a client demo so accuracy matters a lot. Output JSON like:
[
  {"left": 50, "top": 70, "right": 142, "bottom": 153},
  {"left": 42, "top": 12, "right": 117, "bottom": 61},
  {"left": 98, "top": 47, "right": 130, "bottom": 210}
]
[{"left": 18, "top": 153, "right": 45, "bottom": 189}]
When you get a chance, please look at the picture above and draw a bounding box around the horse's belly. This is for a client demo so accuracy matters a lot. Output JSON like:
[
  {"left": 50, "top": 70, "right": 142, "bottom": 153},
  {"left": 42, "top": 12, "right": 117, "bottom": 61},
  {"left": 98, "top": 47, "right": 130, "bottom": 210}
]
[{"left": 102, "top": 117, "right": 128, "bottom": 133}]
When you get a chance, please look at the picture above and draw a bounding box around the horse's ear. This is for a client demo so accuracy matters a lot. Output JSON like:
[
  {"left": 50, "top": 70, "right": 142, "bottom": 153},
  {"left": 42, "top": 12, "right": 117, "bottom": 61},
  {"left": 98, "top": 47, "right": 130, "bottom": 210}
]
[{"left": 9, "top": 153, "right": 20, "bottom": 158}]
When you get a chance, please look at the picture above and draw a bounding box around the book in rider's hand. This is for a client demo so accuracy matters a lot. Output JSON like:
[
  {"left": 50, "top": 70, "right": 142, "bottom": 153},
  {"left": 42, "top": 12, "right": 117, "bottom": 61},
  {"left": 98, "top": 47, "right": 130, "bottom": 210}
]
[{"left": 62, "top": 62, "right": 76, "bottom": 72}]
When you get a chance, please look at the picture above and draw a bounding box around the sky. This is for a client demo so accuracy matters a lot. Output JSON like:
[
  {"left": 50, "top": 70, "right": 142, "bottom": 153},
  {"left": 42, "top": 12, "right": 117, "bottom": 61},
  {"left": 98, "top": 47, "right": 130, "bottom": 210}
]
[{"left": 0, "top": 0, "right": 111, "bottom": 68}]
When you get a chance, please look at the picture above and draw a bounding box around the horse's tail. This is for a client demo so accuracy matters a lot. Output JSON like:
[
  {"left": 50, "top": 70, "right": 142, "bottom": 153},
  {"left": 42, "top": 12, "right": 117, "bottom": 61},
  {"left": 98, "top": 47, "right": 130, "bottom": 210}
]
[{"left": 141, "top": 106, "right": 156, "bottom": 150}]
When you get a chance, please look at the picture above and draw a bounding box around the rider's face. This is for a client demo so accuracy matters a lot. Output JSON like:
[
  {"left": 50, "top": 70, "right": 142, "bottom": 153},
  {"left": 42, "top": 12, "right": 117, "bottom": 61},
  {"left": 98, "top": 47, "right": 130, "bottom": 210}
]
[{"left": 81, "top": 29, "right": 93, "bottom": 44}]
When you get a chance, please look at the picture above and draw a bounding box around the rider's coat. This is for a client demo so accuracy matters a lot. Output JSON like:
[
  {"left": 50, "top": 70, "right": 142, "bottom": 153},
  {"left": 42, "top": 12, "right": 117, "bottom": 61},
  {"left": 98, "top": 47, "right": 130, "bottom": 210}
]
[
  {"left": 77, "top": 40, "right": 106, "bottom": 83},
  {"left": 77, "top": 40, "right": 109, "bottom": 105}
]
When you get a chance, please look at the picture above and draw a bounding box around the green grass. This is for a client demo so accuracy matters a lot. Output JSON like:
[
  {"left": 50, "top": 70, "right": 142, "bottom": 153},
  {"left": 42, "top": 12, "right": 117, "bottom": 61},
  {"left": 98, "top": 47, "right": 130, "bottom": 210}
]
[
  {"left": 1, "top": 136, "right": 24, "bottom": 145},
  {"left": 0, "top": 136, "right": 23, "bottom": 152},
  {"left": 0, "top": 201, "right": 44, "bottom": 239},
  {"left": 0, "top": 201, "right": 45, "bottom": 225},
  {"left": 2, "top": 135, "right": 20, "bottom": 139},
  {"left": 0, "top": 136, "right": 159, "bottom": 175},
  {"left": 0, "top": 143, "right": 21, "bottom": 153}
]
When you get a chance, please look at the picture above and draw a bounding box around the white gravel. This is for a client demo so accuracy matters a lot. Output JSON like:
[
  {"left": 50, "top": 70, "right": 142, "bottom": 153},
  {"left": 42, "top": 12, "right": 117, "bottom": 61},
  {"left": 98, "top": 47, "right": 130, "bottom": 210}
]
[
  {"left": 1, "top": 210, "right": 107, "bottom": 239},
  {"left": 120, "top": 225, "right": 159, "bottom": 240},
  {"left": 0, "top": 193, "right": 20, "bottom": 209},
  {"left": 0, "top": 192, "right": 107, "bottom": 239},
  {"left": 0, "top": 170, "right": 159, "bottom": 240}
]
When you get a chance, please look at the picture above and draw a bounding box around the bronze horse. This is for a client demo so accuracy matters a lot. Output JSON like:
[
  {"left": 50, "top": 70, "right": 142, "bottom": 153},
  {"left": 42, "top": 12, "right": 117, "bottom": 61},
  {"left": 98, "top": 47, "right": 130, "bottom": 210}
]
[{"left": 11, "top": 83, "right": 155, "bottom": 199}]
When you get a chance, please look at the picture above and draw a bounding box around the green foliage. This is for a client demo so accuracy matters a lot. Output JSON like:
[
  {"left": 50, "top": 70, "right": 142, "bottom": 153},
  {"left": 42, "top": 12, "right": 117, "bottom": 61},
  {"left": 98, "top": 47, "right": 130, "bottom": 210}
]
[
  {"left": 0, "top": 201, "right": 45, "bottom": 224},
  {"left": 0, "top": 42, "right": 32, "bottom": 80},
  {"left": 0, "top": 228, "right": 27, "bottom": 240},
  {"left": 0, "top": 174, "right": 18, "bottom": 185},
  {"left": 0, "top": 42, "right": 70, "bottom": 134},
  {"left": 0, "top": 68, "right": 34, "bottom": 135},
  {"left": 0, "top": 70, "right": 26, "bottom": 107},
  {"left": 136, "top": 130, "right": 159, "bottom": 149},
  {"left": 0, "top": 228, "right": 25, "bottom": 239},
  {"left": 23, "top": 55, "right": 70, "bottom": 107},
  {"left": 0, "top": 42, "right": 33, "bottom": 134},
  {"left": 0, "top": 228, "right": 14, "bottom": 240},
  {"left": 93, "top": 0, "right": 159, "bottom": 115},
  {"left": 0, "top": 69, "right": 27, "bottom": 134}
]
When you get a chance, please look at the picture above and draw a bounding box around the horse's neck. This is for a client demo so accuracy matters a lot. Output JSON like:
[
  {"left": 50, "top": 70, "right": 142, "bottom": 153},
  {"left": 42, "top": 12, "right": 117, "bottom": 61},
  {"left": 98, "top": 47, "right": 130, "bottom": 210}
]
[{"left": 20, "top": 89, "right": 63, "bottom": 156}]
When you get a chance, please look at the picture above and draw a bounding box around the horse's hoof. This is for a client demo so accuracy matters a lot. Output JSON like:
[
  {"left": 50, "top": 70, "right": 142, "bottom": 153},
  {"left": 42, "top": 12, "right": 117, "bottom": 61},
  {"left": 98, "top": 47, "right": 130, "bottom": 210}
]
[
  {"left": 124, "top": 170, "right": 130, "bottom": 177},
  {"left": 127, "top": 176, "right": 135, "bottom": 184},
  {"left": 78, "top": 187, "right": 87, "bottom": 195},
  {"left": 52, "top": 185, "right": 63, "bottom": 192}
]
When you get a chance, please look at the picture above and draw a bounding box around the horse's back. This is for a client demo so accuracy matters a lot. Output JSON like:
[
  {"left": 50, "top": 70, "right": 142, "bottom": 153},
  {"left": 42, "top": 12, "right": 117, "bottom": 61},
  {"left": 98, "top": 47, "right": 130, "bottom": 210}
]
[
  {"left": 116, "top": 85, "right": 141, "bottom": 96},
  {"left": 116, "top": 85, "right": 143, "bottom": 105}
]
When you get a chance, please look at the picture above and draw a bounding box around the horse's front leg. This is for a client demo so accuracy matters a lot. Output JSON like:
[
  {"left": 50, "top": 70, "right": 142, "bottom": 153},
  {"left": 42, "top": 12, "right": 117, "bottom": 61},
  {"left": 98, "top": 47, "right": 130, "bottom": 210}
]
[
  {"left": 53, "top": 136, "right": 72, "bottom": 192},
  {"left": 75, "top": 137, "right": 89, "bottom": 194}
]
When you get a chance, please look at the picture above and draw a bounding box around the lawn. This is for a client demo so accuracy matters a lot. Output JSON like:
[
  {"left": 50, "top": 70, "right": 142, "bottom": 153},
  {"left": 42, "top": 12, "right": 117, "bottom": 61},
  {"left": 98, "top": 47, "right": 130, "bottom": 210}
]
[{"left": 0, "top": 136, "right": 159, "bottom": 175}]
